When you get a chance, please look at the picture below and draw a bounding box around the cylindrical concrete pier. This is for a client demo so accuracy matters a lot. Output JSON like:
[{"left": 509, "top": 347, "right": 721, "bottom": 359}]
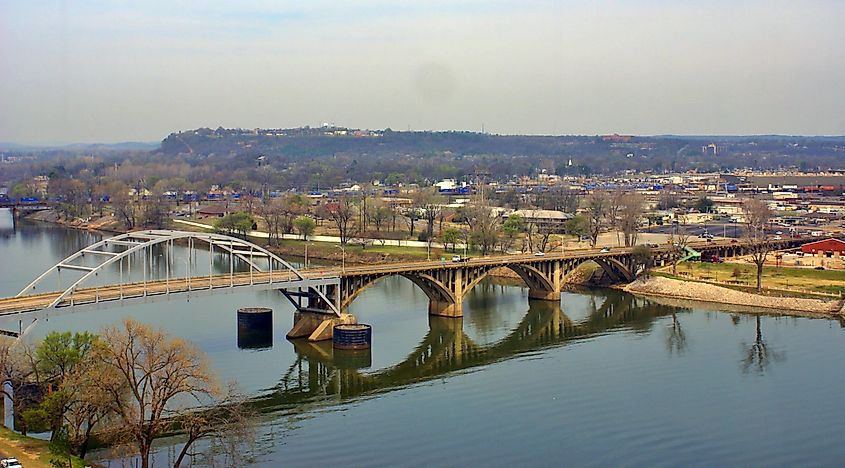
[
  {"left": 333, "top": 323, "right": 372, "bottom": 350},
  {"left": 237, "top": 307, "right": 273, "bottom": 349}
]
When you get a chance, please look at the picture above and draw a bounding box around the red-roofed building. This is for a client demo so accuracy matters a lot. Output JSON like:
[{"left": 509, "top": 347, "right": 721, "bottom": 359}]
[{"left": 801, "top": 238, "right": 845, "bottom": 257}]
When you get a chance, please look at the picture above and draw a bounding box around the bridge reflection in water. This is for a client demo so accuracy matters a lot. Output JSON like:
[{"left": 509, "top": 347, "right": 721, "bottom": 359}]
[{"left": 254, "top": 290, "right": 684, "bottom": 412}]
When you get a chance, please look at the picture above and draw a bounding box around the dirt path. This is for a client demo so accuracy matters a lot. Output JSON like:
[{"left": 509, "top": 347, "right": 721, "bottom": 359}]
[{"left": 0, "top": 428, "right": 57, "bottom": 468}]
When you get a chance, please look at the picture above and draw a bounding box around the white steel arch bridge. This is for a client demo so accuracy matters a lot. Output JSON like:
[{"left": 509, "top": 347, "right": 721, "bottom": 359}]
[{"left": 0, "top": 230, "right": 340, "bottom": 338}]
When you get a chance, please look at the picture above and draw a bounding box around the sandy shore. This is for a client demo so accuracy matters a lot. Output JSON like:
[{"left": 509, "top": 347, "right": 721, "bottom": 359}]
[{"left": 624, "top": 276, "right": 844, "bottom": 316}]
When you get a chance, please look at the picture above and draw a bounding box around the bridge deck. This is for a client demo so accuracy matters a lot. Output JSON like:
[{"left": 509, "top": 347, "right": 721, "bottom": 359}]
[
  {"left": 0, "top": 237, "right": 802, "bottom": 316},
  {"left": 0, "top": 271, "right": 336, "bottom": 315}
]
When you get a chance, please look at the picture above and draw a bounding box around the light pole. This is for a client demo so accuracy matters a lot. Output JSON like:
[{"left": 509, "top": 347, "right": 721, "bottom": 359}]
[{"left": 304, "top": 243, "right": 309, "bottom": 270}]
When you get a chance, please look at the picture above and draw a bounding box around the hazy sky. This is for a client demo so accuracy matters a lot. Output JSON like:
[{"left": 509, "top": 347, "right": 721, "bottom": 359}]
[{"left": 2, "top": 0, "right": 844, "bottom": 144}]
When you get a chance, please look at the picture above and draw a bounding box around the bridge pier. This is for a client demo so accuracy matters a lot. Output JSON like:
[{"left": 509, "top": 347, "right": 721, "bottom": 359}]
[
  {"left": 287, "top": 310, "right": 358, "bottom": 342},
  {"left": 429, "top": 300, "right": 463, "bottom": 318},
  {"left": 528, "top": 289, "right": 561, "bottom": 301}
]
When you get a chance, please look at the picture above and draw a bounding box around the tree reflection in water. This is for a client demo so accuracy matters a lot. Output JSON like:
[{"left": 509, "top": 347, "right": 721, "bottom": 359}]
[
  {"left": 665, "top": 312, "right": 687, "bottom": 356},
  {"left": 741, "top": 315, "right": 785, "bottom": 375}
]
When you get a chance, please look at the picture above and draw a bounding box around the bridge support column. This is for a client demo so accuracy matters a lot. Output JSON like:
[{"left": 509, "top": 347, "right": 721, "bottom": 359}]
[
  {"left": 429, "top": 300, "right": 463, "bottom": 318},
  {"left": 287, "top": 311, "right": 357, "bottom": 342},
  {"left": 528, "top": 289, "right": 561, "bottom": 301}
]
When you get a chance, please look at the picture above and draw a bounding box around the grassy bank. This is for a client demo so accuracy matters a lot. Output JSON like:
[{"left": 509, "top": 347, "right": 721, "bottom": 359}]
[
  {"left": 660, "top": 262, "right": 845, "bottom": 297},
  {"left": 271, "top": 238, "right": 470, "bottom": 264},
  {"left": 0, "top": 427, "right": 90, "bottom": 468}
]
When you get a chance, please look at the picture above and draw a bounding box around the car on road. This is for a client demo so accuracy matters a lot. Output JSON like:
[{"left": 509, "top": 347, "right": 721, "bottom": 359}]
[
  {"left": 599, "top": 247, "right": 610, "bottom": 253},
  {"left": 451, "top": 255, "right": 470, "bottom": 262},
  {"left": 701, "top": 233, "right": 714, "bottom": 240},
  {"left": 533, "top": 251, "right": 545, "bottom": 256},
  {"left": 645, "top": 243, "right": 659, "bottom": 248},
  {"left": 1, "top": 458, "right": 22, "bottom": 468}
]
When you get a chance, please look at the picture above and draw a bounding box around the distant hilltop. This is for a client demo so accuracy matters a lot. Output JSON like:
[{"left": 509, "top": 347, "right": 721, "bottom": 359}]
[
  {"left": 156, "top": 126, "right": 845, "bottom": 173},
  {"left": 159, "top": 126, "right": 595, "bottom": 158},
  {"left": 0, "top": 141, "right": 159, "bottom": 152}
]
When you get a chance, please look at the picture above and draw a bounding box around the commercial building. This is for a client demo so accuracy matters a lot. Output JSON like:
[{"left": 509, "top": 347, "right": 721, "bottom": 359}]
[{"left": 800, "top": 238, "right": 845, "bottom": 257}]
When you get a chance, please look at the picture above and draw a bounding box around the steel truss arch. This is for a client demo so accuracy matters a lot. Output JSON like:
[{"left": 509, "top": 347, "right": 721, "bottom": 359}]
[{"left": 16, "top": 229, "right": 337, "bottom": 313}]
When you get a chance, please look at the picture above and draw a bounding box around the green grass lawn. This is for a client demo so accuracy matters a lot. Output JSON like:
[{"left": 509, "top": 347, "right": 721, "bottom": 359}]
[{"left": 666, "top": 261, "right": 845, "bottom": 296}]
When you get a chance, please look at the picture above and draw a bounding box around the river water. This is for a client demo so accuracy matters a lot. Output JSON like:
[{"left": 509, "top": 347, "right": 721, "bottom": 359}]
[{"left": 2, "top": 210, "right": 845, "bottom": 467}]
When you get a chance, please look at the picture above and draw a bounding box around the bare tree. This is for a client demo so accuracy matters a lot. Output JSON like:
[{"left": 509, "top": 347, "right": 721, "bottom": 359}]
[
  {"left": 141, "top": 191, "right": 169, "bottom": 229},
  {"left": 259, "top": 195, "right": 309, "bottom": 245},
  {"left": 367, "top": 198, "right": 390, "bottom": 233},
  {"left": 536, "top": 188, "right": 580, "bottom": 213},
  {"left": 111, "top": 188, "right": 137, "bottom": 229},
  {"left": 257, "top": 198, "right": 287, "bottom": 246},
  {"left": 608, "top": 189, "right": 626, "bottom": 246},
  {"left": 657, "top": 190, "right": 680, "bottom": 210},
  {"left": 387, "top": 201, "right": 400, "bottom": 232},
  {"left": 414, "top": 189, "right": 443, "bottom": 239},
  {"left": 620, "top": 193, "right": 645, "bottom": 247},
  {"left": 670, "top": 218, "right": 692, "bottom": 275},
  {"left": 172, "top": 385, "right": 256, "bottom": 468},
  {"left": 744, "top": 198, "right": 773, "bottom": 292},
  {"left": 0, "top": 338, "right": 32, "bottom": 429},
  {"left": 91, "top": 319, "right": 218, "bottom": 468},
  {"left": 325, "top": 195, "right": 358, "bottom": 245},
  {"left": 403, "top": 206, "right": 419, "bottom": 237},
  {"left": 464, "top": 203, "right": 501, "bottom": 255},
  {"left": 524, "top": 216, "right": 554, "bottom": 253},
  {"left": 437, "top": 206, "right": 451, "bottom": 233},
  {"left": 584, "top": 191, "right": 610, "bottom": 248},
  {"left": 61, "top": 359, "right": 115, "bottom": 458}
]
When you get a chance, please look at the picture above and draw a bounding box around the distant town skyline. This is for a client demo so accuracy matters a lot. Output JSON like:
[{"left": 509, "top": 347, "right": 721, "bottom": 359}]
[{"left": 1, "top": 0, "right": 844, "bottom": 145}]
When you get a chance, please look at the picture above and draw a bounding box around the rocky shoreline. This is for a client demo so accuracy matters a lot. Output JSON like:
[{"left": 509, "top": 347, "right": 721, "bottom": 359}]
[{"left": 624, "top": 276, "right": 844, "bottom": 317}]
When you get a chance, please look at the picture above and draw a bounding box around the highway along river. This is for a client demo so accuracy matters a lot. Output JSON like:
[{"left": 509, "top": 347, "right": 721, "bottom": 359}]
[{"left": 2, "top": 210, "right": 845, "bottom": 466}]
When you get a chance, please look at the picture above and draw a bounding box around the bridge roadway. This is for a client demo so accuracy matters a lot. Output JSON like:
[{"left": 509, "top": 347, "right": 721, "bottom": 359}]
[
  {"left": 0, "top": 236, "right": 803, "bottom": 319},
  {"left": 0, "top": 245, "right": 653, "bottom": 315}
]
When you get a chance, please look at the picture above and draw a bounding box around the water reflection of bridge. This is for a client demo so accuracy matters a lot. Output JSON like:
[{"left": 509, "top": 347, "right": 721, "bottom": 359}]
[{"left": 253, "top": 290, "right": 684, "bottom": 412}]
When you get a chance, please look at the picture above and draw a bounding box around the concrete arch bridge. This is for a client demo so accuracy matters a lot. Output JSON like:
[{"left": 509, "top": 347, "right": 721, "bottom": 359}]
[{"left": 0, "top": 230, "right": 811, "bottom": 340}]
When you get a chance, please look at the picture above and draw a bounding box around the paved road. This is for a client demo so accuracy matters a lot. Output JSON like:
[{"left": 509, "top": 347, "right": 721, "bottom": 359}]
[{"left": 645, "top": 223, "right": 747, "bottom": 238}]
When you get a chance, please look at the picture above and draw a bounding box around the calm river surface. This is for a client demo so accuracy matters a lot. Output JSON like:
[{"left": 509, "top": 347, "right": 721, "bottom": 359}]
[{"left": 2, "top": 210, "right": 845, "bottom": 467}]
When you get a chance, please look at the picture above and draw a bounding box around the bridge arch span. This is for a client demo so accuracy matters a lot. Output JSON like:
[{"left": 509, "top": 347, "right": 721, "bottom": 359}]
[
  {"left": 12, "top": 230, "right": 340, "bottom": 339},
  {"left": 339, "top": 261, "right": 571, "bottom": 318},
  {"left": 339, "top": 272, "right": 457, "bottom": 310}
]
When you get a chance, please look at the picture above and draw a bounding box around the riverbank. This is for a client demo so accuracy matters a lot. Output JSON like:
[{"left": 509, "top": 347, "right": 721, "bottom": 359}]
[
  {"left": 25, "top": 210, "right": 124, "bottom": 234},
  {"left": 624, "top": 276, "right": 844, "bottom": 317},
  {"left": 0, "top": 427, "right": 90, "bottom": 467},
  {"left": 663, "top": 261, "right": 845, "bottom": 297}
]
